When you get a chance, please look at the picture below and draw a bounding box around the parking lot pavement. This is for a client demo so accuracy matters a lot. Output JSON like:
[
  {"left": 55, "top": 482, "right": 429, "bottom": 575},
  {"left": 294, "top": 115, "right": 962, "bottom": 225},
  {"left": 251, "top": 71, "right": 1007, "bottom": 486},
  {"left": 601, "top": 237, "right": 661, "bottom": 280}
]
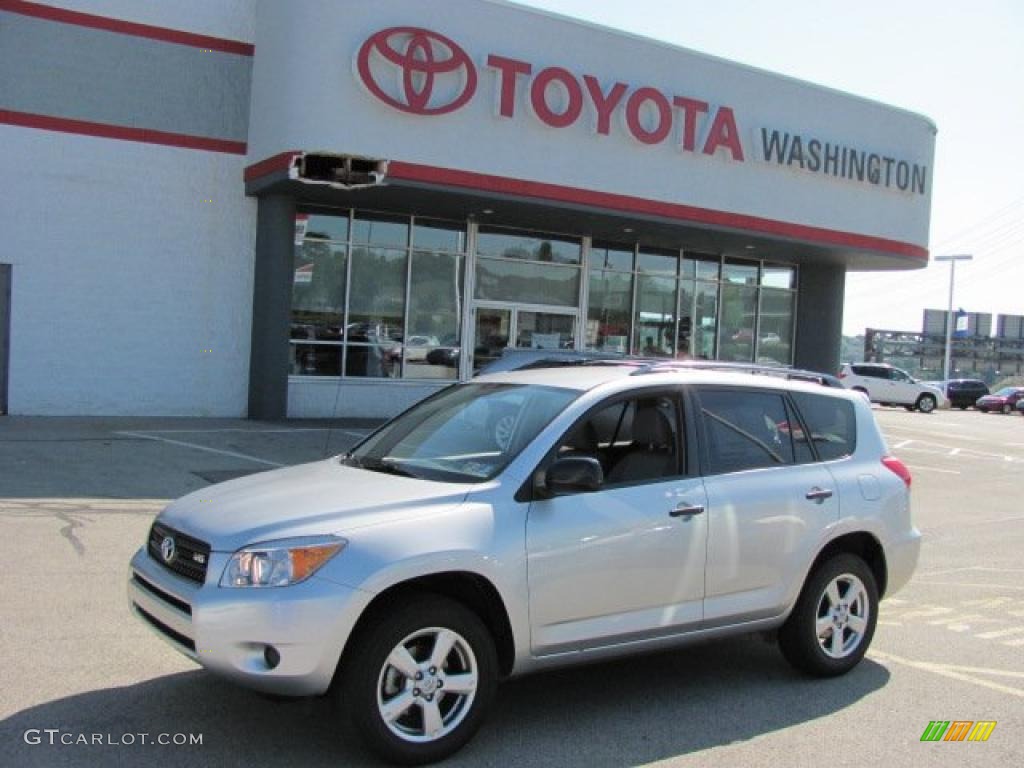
[{"left": 1, "top": 412, "right": 1021, "bottom": 767}]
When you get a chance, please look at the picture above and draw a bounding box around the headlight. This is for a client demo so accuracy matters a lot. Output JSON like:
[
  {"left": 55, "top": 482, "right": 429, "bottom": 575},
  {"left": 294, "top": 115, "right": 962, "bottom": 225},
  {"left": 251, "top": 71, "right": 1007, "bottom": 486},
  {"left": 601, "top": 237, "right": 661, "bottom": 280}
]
[{"left": 220, "top": 535, "right": 346, "bottom": 588}]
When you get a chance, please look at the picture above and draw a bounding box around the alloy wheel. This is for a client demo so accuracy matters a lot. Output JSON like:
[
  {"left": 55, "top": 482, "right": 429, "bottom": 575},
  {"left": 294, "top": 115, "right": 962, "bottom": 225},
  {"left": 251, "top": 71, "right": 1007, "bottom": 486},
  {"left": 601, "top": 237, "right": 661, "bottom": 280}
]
[
  {"left": 376, "top": 627, "right": 479, "bottom": 744},
  {"left": 815, "top": 573, "right": 870, "bottom": 659}
]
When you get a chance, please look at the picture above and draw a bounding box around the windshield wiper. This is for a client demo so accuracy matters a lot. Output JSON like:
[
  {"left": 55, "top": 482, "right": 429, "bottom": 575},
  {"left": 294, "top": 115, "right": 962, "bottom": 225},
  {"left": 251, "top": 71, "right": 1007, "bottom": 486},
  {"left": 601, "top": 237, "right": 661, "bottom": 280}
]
[{"left": 353, "top": 457, "right": 418, "bottom": 478}]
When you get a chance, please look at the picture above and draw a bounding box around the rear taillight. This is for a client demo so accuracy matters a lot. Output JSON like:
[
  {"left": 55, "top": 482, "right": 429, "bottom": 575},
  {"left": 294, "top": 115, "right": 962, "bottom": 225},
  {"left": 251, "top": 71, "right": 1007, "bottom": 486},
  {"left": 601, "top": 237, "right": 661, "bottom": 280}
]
[
  {"left": 838, "top": 371, "right": 847, "bottom": 379},
  {"left": 882, "top": 455, "right": 912, "bottom": 488}
]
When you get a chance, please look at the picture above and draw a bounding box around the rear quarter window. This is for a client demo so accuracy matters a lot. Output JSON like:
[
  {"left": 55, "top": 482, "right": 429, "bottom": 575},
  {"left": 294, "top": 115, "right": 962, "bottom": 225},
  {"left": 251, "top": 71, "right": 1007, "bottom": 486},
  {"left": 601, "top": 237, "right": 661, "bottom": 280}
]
[{"left": 790, "top": 392, "right": 857, "bottom": 461}]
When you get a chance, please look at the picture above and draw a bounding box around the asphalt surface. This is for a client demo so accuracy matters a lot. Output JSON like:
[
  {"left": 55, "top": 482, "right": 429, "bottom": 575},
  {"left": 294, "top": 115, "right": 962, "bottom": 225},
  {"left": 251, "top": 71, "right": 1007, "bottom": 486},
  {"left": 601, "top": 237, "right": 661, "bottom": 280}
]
[{"left": 0, "top": 408, "right": 1021, "bottom": 767}]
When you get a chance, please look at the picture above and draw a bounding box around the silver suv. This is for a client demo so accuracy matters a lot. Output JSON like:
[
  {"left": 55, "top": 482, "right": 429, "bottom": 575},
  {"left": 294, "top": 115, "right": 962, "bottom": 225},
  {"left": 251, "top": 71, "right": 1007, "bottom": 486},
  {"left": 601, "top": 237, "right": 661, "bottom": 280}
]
[
  {"left": 128, "top": 367, "right": 920, "bottom": 764},
  {"left": 839, "top": 362, "right": 945, "bottom": 412}
]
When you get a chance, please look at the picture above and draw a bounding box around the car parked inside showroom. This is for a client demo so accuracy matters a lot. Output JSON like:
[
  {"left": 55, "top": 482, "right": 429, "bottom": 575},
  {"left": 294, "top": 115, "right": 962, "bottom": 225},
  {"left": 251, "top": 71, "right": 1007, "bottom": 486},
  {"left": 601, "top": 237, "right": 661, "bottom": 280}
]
[
  {"left": 838, "top": 362, "right": 946, "bottom": 413},
  {"left": 129, "top": 366, "right": 919, "bottom": 764},
  {"left": 975, "top": 386, "right": 1024, "bottom": 414}
]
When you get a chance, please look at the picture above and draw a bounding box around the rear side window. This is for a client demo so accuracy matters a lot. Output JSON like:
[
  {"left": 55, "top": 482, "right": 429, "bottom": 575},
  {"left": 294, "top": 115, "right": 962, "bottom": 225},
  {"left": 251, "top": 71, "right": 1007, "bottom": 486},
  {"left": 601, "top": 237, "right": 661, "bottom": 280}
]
[
  {"left": 698, "top": 389, "right": 795, "bottom": 474},
  {"left": 790, "top": 392, "right": 857, "bottom": 461}
]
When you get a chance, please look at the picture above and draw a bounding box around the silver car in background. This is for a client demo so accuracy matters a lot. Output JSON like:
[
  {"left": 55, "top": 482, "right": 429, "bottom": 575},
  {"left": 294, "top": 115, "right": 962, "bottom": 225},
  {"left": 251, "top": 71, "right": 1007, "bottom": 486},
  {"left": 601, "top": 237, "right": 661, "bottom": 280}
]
[{"left": 129, "top": 366, "right": 919, "bottom": 764}]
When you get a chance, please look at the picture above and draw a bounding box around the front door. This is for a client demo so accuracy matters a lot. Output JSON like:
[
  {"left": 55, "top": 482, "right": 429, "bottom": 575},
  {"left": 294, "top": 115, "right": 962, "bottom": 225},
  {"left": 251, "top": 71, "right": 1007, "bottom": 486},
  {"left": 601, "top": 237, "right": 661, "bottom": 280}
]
[
  {"left": 0, "top": 264, "right": 9, "bottom": 414},
  {"left": 470, "top": 304, "right": 577, "bottom": 373},
  {"left": 526, "top": 390, "right": 708, "bottom": 654}
]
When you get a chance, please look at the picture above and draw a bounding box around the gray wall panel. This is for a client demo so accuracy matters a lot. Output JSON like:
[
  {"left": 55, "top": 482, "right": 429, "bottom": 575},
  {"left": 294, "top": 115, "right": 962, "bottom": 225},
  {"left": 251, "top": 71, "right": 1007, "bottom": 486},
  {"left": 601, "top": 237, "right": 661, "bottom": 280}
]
[{"left": 0, "top": 11, "right": 251, "bottom": 141}]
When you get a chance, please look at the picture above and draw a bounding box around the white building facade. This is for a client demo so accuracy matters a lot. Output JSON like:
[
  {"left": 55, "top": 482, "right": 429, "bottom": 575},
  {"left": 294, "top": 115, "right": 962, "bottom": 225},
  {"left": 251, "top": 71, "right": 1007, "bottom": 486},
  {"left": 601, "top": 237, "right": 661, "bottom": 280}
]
[{"left": 0, "top": 0, "right": 935, "bottom": 417}]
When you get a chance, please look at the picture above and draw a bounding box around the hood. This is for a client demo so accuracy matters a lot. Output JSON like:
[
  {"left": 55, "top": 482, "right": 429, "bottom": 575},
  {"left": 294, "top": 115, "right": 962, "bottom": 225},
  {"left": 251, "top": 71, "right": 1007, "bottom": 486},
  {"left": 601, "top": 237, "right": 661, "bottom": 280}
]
[{"left": 158, "top": 459, "right": 473, "bottom": 552}]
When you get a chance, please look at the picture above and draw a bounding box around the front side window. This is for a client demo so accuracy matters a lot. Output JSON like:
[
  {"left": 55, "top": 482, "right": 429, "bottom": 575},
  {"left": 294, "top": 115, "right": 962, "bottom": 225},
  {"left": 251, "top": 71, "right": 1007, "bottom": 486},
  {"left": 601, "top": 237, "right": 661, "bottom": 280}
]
[
  {"left": 556, "top": 393, "right": 682, "bottom": 485},
  {"left": 347, "top": 383, "right": 579, "bottom": 482},
  {"left": 698, "top": 389, "right": 795, "bottom": 474}
]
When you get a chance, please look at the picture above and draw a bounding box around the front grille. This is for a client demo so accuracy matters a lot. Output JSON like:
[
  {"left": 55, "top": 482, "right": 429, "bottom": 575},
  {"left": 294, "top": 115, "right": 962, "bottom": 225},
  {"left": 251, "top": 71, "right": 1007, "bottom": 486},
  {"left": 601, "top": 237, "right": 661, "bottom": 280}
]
[
  {"left": 148, "top": 522, "right": 211, "bottom": 585},
  {"left": 134, "top": 604, "right": 196, "bottom": 652}
]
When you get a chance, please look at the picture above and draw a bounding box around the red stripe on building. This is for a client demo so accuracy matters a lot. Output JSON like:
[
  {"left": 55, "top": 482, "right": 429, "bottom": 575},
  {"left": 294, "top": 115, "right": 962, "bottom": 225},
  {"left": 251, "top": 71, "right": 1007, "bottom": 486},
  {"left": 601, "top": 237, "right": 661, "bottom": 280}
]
[
  {"left": 0, "top": 110, "right": 247, "bottom": 154},
  {"left": 0, "top": 0, "right": 254, "bottom": 55},
  {"left": 388, "top": 161, "right": 929, "bottom": 260},
  {"left": 243, "top": 151, "right": 299, "bottom": 182}
]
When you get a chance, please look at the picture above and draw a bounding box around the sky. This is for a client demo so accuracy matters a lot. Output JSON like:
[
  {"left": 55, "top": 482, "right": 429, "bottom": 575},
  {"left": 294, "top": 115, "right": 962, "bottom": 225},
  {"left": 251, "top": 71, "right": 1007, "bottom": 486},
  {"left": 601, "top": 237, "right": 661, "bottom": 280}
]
[{"left": 518, "top": 0, "right": 1024, "bottom": 336}]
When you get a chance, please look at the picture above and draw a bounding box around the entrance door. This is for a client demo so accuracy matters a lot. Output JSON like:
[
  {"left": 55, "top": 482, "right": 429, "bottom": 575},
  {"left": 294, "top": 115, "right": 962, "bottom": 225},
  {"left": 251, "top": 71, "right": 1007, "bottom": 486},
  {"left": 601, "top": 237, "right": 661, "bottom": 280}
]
[
  {"left": 471, "top": 304, "right": 577, "bottom": 373},
  {"left": 0, "top": 264, "right": 9, "bottom": 414}
]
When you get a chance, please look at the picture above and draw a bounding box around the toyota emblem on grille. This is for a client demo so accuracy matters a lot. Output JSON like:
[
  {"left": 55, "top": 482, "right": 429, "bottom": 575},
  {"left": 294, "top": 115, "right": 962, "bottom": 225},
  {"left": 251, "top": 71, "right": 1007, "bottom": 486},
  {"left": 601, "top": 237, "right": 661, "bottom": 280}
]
[{"left": 160, "top": 536, "right": 176, "bottom": 564}]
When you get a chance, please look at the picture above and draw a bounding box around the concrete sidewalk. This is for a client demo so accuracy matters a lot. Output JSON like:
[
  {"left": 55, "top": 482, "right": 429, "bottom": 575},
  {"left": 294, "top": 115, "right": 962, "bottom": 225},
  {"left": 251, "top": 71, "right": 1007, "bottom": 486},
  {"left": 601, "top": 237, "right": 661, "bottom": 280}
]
[{"left": 0, "top": 417, "right": 384, "bottom": 500}]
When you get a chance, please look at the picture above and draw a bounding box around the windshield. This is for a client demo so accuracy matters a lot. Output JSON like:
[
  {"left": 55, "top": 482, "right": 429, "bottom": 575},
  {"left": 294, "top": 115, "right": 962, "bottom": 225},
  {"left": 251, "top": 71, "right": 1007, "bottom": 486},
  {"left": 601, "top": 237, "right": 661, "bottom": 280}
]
[{"left": 344, "top": 383, "right": 579, "bottom": 482}]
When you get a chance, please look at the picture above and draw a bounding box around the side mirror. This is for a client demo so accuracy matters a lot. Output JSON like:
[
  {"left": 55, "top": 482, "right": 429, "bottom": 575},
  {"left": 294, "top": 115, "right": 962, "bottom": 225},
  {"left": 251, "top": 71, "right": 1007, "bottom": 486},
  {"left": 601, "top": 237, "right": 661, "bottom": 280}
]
[{"left": 536, "top": 456, "right": 604, "bottom": 497}]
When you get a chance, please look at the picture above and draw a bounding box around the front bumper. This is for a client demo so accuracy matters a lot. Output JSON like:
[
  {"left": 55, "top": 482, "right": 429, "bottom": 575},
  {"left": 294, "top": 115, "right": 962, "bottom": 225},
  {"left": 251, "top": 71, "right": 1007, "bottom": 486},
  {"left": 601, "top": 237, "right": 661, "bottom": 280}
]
[
  {"left": 128, "top": 546, "right": 372, "bottom": 696},
  {"left": 884, "top": 527, "right": 922, "bottom": 597}
]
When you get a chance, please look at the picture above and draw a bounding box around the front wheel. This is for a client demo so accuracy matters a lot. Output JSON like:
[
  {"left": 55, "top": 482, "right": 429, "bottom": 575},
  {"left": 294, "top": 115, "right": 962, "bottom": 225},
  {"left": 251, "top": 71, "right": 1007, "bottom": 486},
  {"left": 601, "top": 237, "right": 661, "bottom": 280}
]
[
  {"left": 916, "top": 394, "right": 937, "bottom": 413},
  {"left": 1002, "top": 403, "right": 1012, "bottom": 415},
  {"left": 338, "top": 595, "right": 498, "bottom": 765},
  {"left": 779, "top": 554, "right": 878, "bottom": 677}
]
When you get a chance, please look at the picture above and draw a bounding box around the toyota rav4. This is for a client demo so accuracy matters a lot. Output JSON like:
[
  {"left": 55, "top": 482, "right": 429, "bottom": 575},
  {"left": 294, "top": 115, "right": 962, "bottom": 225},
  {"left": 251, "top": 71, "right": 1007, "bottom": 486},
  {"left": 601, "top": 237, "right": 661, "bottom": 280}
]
[{"left": 129, "top": 366, "right": 919, "bottom": 764}]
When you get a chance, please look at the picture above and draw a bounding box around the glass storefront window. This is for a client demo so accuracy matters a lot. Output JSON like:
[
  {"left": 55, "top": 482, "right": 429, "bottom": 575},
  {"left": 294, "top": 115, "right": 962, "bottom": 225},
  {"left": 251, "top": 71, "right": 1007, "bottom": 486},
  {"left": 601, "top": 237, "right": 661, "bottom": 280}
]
[
  {"left": 352, "top": 213, "right": 409, "bottom": 248},
  {"left": 586, "top": 269, "right": 632, "bottom": 353},
  {"left": 413, "top": 219, "right": 465, "bottom": 252},
  {"left": 634, "top": 274, "right": 676, "bottom": 357},
  {"left": 348, "top": 247, "right": 407, "bottom": 335},
  {"left": 301, "top": 212, "right": 349, "bottom": 242},
  {"left": 290, "top": 239, "right": 345, "bottom": 341},
  {"left": 762, "top": 265, "right": 796, "bottom": 290},
  {"left": 637, "top": 249, "right": 678, "bottom": 274},
  {"left": 406, "top": 251, "right": 463, "bottom": 380},
  {"left": 695, "top": 258, "right": 720, "bottom": 281},
  {"left": 476, "top": 228, "right": 581, "bottom": 264},
  {"left": 718, "top": 282, "right": 758, "bottom": 362},
  {"left": 591, "top": 243, "right": 634, "bottom": 272},
  {"left": 289, "top": 342, "right": 342, "bottom": 377},
  {"left": 516, "top": 311, "right": 575, "bottom": 350},
  {"left": 677, "top": 279, "right": 694, "bottom": 358},
  {"left": 693, "top": 281, "right": 718, "bottom": 359},
  {"left": 722, "top": 260, "right": 759, "bottom": 286},
  {"left": 758, "top": 287, "right": 795, "bottom": 365},
  {"left": 474, "top": 258, "right": 580, "bottom": 306}
]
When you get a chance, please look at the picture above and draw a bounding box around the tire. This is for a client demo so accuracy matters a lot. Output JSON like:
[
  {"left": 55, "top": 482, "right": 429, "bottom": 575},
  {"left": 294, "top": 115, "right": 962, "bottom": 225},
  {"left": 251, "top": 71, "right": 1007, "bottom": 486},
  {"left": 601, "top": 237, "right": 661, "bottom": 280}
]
[
  {"left": 1002, "top": 404, "right": 1012, "bottom": 415},
  {"left": 778, "top": 554, "right": 878, "bottom": 677},
  {"left": 916, "top": 394, "right": 936, "bottom": 413},
  {"left": 337, "top": 594, "right": 498, "bottom": 765}
]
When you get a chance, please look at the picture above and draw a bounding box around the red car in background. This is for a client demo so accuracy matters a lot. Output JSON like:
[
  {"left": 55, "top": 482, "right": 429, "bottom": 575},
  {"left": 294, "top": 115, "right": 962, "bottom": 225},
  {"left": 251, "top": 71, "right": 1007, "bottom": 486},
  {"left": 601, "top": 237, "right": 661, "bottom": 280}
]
[{"left": 976, "top": 387, "right": 1024, "bottom": 414}]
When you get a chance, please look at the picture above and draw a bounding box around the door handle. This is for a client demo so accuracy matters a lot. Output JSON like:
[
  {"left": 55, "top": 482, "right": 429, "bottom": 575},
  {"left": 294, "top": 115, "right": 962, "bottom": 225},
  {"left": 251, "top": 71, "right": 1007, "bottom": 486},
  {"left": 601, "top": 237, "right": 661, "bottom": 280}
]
[
  {"left": 805, "top": 487, "right": 834, "bottom": 503},
  {"left": 670, "top": 504, "right": 705, "bottom": 517}
]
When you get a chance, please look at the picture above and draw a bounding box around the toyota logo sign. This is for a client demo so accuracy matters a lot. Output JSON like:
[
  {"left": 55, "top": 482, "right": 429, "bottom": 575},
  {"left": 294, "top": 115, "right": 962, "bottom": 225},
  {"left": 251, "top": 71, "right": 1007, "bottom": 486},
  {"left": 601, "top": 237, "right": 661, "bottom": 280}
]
[{"left": 356, "top": 27, "right": 477, "bottom": 115}]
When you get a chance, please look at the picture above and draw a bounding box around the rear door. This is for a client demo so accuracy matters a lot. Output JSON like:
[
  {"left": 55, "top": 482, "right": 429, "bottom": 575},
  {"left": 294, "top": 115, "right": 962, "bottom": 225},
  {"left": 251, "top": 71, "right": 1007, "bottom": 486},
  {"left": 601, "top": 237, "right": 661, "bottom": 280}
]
[{"left": 694, "top": 386, "right": 838, "bottom": 625}]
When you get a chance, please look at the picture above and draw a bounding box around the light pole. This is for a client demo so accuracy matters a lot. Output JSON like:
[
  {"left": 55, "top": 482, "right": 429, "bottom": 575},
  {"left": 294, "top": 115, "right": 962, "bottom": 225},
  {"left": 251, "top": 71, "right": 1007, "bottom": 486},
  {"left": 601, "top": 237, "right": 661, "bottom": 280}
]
[{"left": 934, "top": 254, "right": 973, "bottom": 388}]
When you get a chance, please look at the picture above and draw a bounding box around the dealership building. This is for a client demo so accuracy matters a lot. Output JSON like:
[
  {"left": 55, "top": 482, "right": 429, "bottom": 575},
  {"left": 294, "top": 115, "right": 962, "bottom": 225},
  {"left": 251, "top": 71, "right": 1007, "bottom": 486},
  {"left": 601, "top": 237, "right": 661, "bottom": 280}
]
[{"left": 0, "top": 0, "right": 936, "bottom": 418}]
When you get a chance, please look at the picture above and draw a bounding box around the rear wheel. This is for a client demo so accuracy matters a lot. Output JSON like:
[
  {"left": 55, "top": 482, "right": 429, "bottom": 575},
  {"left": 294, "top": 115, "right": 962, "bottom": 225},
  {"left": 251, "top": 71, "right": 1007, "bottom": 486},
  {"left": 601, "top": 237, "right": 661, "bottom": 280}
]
[
  {"left": 338, "top": 594, "right": 498, "bottom": 765},
  {"left": 916, "top": 394, "right": 936, "bottom": 413},
  {"left": 779, "top": 554, "right": 878, "bottom": 677}
]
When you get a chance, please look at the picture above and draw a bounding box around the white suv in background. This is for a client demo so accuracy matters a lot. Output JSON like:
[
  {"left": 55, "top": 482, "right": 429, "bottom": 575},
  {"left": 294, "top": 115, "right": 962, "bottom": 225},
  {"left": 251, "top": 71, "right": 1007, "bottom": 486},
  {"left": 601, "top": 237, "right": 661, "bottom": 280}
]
[{"left": 839, "top": 363, "right": 945, "bottom": 413}]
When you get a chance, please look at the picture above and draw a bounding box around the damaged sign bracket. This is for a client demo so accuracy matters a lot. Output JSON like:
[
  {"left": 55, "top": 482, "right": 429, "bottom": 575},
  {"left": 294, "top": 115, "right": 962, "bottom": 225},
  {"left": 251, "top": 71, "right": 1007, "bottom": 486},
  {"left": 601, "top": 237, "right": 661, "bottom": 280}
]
[{"left": 290, "top": 152, "right": 389, "bottom": 189}]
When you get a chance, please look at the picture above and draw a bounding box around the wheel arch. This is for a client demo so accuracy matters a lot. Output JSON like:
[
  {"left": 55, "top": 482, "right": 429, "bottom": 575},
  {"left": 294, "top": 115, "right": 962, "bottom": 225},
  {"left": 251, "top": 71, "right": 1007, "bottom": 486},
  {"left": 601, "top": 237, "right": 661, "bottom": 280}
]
[
  {"left": 807, "top": 532, "right": 888, "bottom": 598},
  {"left": 335, "top": 570, "right": 517, "bottom": 685}
]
